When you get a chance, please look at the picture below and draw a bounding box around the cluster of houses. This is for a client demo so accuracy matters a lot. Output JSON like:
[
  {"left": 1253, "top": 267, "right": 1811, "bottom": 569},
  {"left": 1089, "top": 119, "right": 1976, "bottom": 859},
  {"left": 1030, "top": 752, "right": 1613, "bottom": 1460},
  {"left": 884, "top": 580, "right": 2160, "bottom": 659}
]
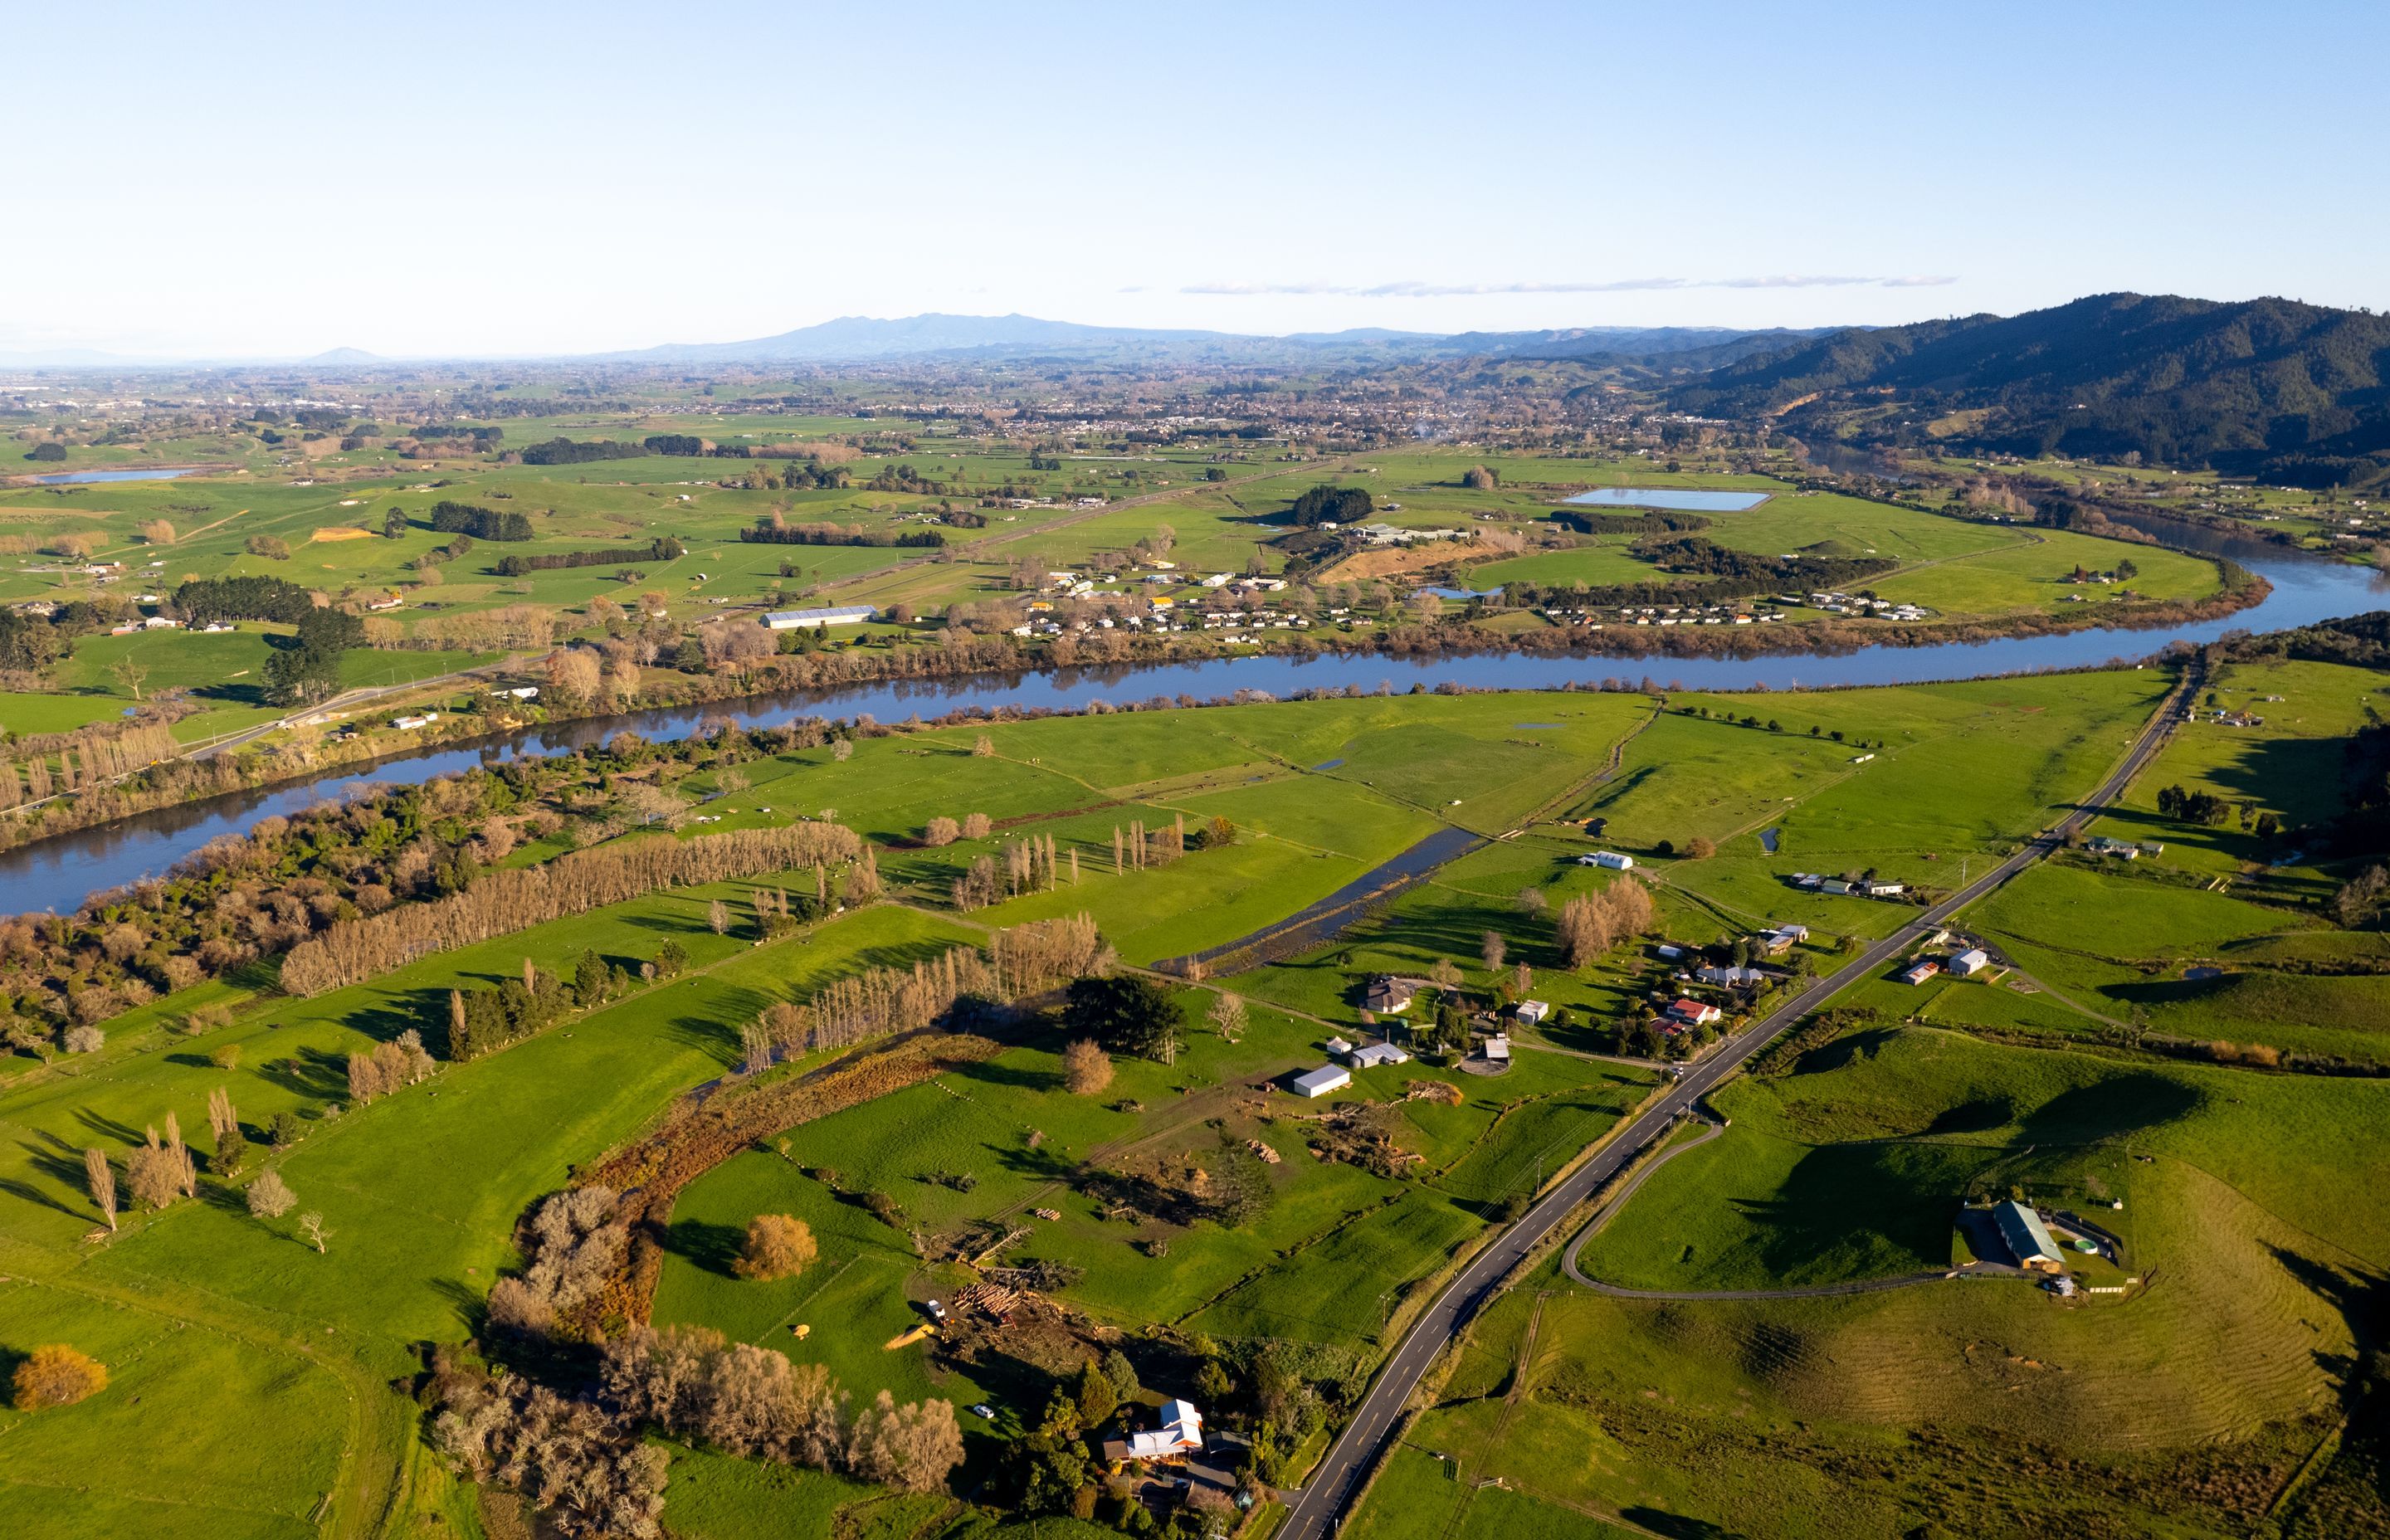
[
  {"left": 1539, "top": 601, "right": 1788, "bottom": 630},
  {"left": 1291, "top": 1032, "right": 1413, "bottom": 1098},
  {"left": 2085, "top": 836, "right": 2164, "bottom": 860},
  {"left": 1007, "top": 604, "right": 1318, "bottom": 642},
  {"left": 1802, "top": 590, "right": 1930, "bottom": 622},
  {"left": 1790, "top": 872, "right": 1906, "bottom": 898},
  {"left": 1354, "top": 522, "right": 1461, "bottom": 546}
]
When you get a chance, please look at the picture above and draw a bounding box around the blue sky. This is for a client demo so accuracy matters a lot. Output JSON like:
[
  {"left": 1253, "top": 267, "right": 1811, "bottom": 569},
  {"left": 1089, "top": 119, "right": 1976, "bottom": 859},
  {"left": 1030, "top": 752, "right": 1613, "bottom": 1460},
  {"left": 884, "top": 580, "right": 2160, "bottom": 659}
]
[{"left": 5, "top": 0, "right": 2383, "bottom": 358}]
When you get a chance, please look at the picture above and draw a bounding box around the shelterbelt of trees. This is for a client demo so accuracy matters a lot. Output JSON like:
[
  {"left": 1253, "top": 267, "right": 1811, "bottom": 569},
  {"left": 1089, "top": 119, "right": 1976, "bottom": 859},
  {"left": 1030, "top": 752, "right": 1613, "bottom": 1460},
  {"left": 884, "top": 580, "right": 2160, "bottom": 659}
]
[
  {"left": 280, "top": 821, "right": 861, "bottom": 996},
  {"left": 0, "top": 719, "right": 857, "bottom": 1060}
]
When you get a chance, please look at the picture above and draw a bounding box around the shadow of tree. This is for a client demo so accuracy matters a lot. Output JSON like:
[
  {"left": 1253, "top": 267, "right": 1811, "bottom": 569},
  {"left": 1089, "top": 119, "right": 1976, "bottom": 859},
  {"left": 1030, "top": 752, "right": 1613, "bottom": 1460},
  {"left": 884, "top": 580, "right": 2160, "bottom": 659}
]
[
  {"left": 2017, "top": 1074, "right": 2202, "bottom": 1144},
  {"left": 255, "top": 1045, "right": 351, "bottom": 1103},
  {"left": 2266, "top": 1244, "right": 2388, "bottom": 1389},
  {"left": 944, "top": 1057, "right": 1052, "bottom": 1094},
  {"left": 661, "top": 1216, "right": 747, "bottom": 1279},
  {"left": 1621, "top": 1508, "right": 1740, "bottom": 1540}
]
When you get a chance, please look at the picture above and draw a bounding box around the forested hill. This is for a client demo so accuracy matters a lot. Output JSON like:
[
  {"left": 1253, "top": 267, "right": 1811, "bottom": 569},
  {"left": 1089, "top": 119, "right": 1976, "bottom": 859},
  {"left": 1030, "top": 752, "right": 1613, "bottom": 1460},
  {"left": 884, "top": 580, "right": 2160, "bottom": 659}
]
[{"left": 1668, "top": 293, "right": 2390, "bottom": 487}]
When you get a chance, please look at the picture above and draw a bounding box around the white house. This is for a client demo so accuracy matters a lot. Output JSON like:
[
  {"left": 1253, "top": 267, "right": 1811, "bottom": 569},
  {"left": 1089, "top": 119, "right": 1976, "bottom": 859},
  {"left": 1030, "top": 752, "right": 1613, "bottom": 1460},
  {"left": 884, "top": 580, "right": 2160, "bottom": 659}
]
[
  {"left": 1291, "top": 1065, "right": 1351, "bottom": 1099},
  {"left": 1696, "top": 964, "right": 1766, "bottom": 987},
  {"left": 1514, "top": 1000, "right": 1550, "bottom": 1025},
  {"left": 1112, "top": 1399, "right": 1205, "bottom": 1462},
  {"left": 762, "top": 605, "right": 878, "bottom": 631},
  {"left": 1582, "top": 850, "right": 1635, "bottom": 870},
  {"left": 1347, "top": 1042, "right": 1410, "bottom": 1070},
  {"left": 1949, "top": 948, "right": 1992, "bottom": 977},
  {"left": 390, "top": 713, "right": 440, "bottom": 731}
]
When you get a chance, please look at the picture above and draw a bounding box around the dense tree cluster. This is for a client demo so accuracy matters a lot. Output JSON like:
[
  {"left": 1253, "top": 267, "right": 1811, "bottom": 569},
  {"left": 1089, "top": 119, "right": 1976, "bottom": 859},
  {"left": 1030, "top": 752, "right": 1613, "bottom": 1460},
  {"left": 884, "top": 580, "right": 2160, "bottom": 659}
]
[
  {"left": 0, "top": 608, "right": 72, "bottom": 671},
  {"left": 1061, "top": 974, "right": 1183, "bottom": 1062},
  {"left": 737, "top": 517, "right": 944, "bottom": 548},
  {"left": 518, "top": 437, "right": 651, "bottom": 465},
  {"left": 263, "top": 606, "right": 364, "bottom": 705},
  {"left": 493, "top": 538, "right": 683, "bottom": 576},
  {"left": 411, "top": 424, "right": 505, "bottom": 445},
  {"left": 1287, "top": 484, "right": 1374, "bottom": 526},
  {"left": 170, "top": 574, "right": 316, "bottom": 626},
  {"left": 446, "top": 949, "right": 637, "bottom": 1060},
  {"left": 429, "top": 500, "right": 534, "bottom": 542}
]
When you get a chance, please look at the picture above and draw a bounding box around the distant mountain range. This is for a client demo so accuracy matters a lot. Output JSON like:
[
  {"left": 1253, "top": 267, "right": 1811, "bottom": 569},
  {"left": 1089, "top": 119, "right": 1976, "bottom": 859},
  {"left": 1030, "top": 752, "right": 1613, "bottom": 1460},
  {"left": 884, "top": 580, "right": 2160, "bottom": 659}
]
[
  {"left": 1671, "top": 293, "right": 2390, "bottom": 487},
  {"left": 593, "top": 313, "right": 1835, "bottom": 368},
  {"left": 0, "top": 317, "right": 1836, "bottom": 373}
]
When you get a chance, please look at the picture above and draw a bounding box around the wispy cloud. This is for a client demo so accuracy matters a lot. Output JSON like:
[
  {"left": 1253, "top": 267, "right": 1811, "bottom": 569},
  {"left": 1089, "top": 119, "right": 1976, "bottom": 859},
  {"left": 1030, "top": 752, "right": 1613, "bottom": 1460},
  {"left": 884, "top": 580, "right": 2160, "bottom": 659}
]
[{"left": 1181, "top": 275, "right": 1957, "bottom": 297}]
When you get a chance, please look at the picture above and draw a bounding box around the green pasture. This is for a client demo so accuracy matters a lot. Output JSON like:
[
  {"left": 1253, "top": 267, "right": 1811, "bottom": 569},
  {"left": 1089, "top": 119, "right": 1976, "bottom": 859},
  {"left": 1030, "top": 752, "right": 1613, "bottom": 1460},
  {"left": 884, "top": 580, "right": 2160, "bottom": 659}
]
[{"left": 1376, "top": 1021, "right": 2390, "bottom": 1539}]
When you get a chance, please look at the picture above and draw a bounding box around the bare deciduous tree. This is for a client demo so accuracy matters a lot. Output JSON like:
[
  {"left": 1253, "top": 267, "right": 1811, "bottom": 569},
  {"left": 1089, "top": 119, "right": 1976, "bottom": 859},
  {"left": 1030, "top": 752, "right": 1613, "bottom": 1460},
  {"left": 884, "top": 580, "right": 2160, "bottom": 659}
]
[
  {"left": 298, "top": 1211, "right": 330, "bottom": 1253},
  {"left": 126, "top": 1125, "right": 182, "bottom": 1211},
  {"left": 83, "top": 1148, "right": 115, "bottom": 1231},
  {"left": 1061, "top": 1038, "right": 1113, "bottom": 1095},
  {"left": 844, "top": 1390, "right": 964, "bottom": 1494},
  {"left": 247, "top": 1168, "right": 296, "bottom": 1219},
  {"left": 1207, "top": 992, "right": 1247, "bottom": 1043},
  {"left": 1480, "top": 931, "right": 1507, "bottom": 976}
]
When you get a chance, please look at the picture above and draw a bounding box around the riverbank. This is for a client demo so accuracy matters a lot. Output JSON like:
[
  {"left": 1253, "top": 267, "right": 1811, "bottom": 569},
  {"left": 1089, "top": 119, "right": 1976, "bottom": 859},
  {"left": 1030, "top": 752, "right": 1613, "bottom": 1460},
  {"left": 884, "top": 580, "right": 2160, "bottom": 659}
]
[
  {"left": 0, "top": 525, "right": 2368, "bottom": 918},
  {"left": 0, "top": 552, "right": 2270, "bottom": 856}
]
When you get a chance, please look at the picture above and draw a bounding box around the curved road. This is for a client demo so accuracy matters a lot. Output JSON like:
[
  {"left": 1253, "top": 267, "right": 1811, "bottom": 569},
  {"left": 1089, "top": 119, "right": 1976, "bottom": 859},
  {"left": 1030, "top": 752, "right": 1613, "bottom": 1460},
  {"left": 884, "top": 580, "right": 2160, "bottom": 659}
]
[{"left": 1275, "top": 660, "right": 2197, "bottom": 1540}]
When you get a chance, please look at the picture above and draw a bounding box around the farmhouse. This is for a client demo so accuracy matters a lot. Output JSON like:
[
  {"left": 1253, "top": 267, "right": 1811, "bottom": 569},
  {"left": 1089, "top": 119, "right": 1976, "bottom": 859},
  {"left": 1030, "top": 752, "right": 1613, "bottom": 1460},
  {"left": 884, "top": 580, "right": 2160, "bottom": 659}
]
[
  {"left": 1361, "top": 977, "right": 1416, "bottom": 1014},
  {"left": 1102, "top": 1399, "right": 1206, "bottom": 1463},
  {"left": 1290, "top": 1065, "right": 1351, "bottom": 1099},
  {"left": 1580, "top": 850, "right": 1635, "bottom": 870},
  {"left": 1666, "top": 998, "right": 1723, "bottom": 1028},
  {"left": 1994, "top": 1200, "right": 2065, "bottom": 1271},
  {"left": 1900, "top": 958, "right": 1941, "bottom": 986},
  {"left": 1696, "top": 964, "right": 1766, "bottom": 987},
  {"left": 762, "top": 605, "right": 878, "bottom": 630},
  {"left": 1949, "top": 948, "right": 1992, "bottom": 977}
]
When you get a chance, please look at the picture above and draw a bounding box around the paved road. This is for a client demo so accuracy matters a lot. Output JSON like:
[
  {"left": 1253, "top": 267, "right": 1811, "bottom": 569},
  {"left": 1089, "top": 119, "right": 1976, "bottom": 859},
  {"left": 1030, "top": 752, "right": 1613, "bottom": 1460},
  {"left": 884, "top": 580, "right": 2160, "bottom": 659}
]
[
  {"left": 187, "top": 662, "right": 521, "bottom": 761},
  {"left": 1275, "top": 663, "right": 2195, "bottom": 1540}
]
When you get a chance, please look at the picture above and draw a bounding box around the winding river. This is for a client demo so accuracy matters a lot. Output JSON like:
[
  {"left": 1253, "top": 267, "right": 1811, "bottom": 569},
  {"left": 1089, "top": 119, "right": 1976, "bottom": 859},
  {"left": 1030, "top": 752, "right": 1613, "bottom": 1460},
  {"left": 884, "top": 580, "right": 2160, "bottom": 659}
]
[{"left": 12, "top": 515, "right": 2381, "bottom": 916}]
